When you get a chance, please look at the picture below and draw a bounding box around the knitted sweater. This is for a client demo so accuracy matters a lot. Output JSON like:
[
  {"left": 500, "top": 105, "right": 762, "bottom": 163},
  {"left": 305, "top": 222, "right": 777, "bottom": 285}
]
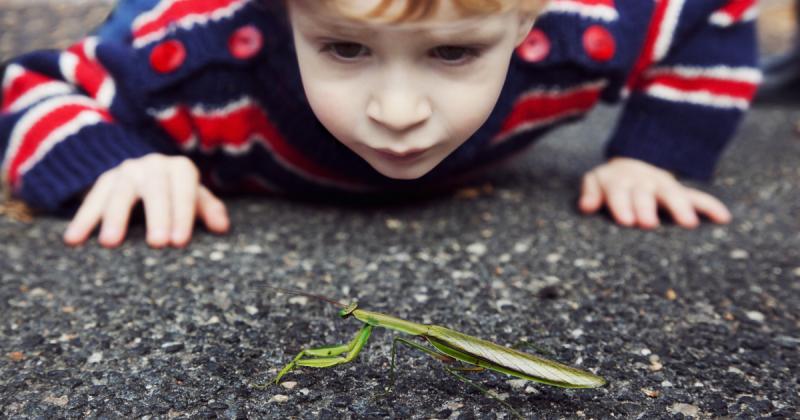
[{"left": 0, "top": 0, "right": 760, "bottom": 211}]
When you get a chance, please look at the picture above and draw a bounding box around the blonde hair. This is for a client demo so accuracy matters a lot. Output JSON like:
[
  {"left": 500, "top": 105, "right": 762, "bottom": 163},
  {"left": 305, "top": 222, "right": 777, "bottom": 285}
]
[{"left": 317, "top": 0, "right": 543, "bottom": 23}]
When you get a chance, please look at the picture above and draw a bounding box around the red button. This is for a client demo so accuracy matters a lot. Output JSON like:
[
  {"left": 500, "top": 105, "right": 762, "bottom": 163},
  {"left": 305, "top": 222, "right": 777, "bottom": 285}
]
[
  {"left": 516, "top": 29, "right": 550, "bottom": 63},
  {"left": 229, "top": 25, "right": 264, "bottom": 60},
  {"left": 583, "top": 25, "right": 616, "bottom": 62},
  {"left": 150, "top": 40, "right": 186, "bottom": 74}
]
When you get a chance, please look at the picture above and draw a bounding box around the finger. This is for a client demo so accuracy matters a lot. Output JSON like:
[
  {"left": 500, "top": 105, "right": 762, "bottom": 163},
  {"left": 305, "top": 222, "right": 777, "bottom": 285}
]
[
  {"left": 168, "top": 159, "right": 199, "bottom": 247},
  {"left": 657, "top": 186, "right": 699, "bottom": 228},
  {"left": 687, "top": 189, "right": 732, "bottom": 224},
  {"left": 197, "top": 186, "right": 230, "bottom": 234},
  {"left": 579, "top": 173, "right": 603, "bottom": 214},
  {"left": 632, "top": 188, "right": 660, "bottom": 229},
  {"left": 99, "top": 180, "right": 138, "bottom": 248},
  {"left": 140, "top": 166, "right": 171, "bottom": 248},
  {"left": 64, "top": 174, "right": 115, "bottom": 245},
  {"left": 606, "top": 186, "right": 635, "bottom": 227}
]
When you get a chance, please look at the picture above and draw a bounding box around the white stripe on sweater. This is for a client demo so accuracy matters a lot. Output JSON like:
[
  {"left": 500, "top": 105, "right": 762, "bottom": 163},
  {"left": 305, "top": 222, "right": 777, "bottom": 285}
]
[
  {"left": 709, "top": 5, "right": 758, "bottom": 27},
  {"left": 653, "top": 0, "right": 686, "bottom": 62},
  {"left": 542, "top": 0, "right": 619, "bottom": 22},
  {"left": 132, "top": 0, "right": 249, "bottom": 48},
  {"left": 17, "top": 111, "right": 106, "bottom": 180},
  {"left": 644, "top": 65, "right": 763, "bottom": 84},
  {"left": 645, "top": 84, "right": 750, "bottom": 110},
  {"left": 3, "top": 95, "right": 104, "bottom": 179}
]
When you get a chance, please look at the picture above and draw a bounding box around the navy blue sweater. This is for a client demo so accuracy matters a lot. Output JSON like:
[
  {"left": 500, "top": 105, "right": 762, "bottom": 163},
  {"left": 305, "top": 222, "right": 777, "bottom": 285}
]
[{"left": 0, "top": 0, "right": 760, "bottom": 211}]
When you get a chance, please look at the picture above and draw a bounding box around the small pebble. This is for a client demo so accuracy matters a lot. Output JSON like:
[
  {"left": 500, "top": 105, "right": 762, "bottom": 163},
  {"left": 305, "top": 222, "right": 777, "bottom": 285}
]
[
  {"left": 745, "top": 311, "right": 765, "bottom": 323},
  {"left": 507, "top": 379, "right": 527, "bottom": 390},
  {"left": 385, "top": 219, "right": 403, "bottom": 230},
  {"left": 243, "top": 245, "right": 263, "bottom": 254},
  {"left": 730, "top": 249, "right": 749, "bottom": 260},
  {"left": 43, "top": 395, "right": 69, "bottom": 407},
  {"left": 642, "top": 388, "right": 660, "bottom": 398},
  {"left": 413, "top": 294, "right": 429, "bottom": 303},
  {"left": 8, "top": 351, "right": 23, "bottom": 362},
  {"left": 161, "top": 342, "right": 185, "bottom": 353},
  {"left": 280, "top": 381, "right": 297, "bottom": 390},
  {"left": 466, "top": 242, "right": 487, "bottom": 256},
  {"left": 245, "top": 305, "right": 259, "bottom": 316},
  {"left": 665, "top": 289, "right": 677, "bottom": 301},
  {"left": 455, "top": 187, "right": 480, "bottom": 199},
  {"left": 669, "top": 403, "right": 701, "bottom": 418},
  {"left": 269, "top": 395, "right": 289, "bottom": 403},
  {"left": 570, "top": 329, "right": 584, "bottom": 339},
  {"left": 87, "top": 352, "right": 103, "bottom": 364},
  {"left": 545, "top": 253, "right": 561, "bottom": 263},
  {"left": 496, "top": 299, "right": 513, "bottom": 309},
  {"left": 209, "top": 251, "right": 225, "bottom": 261},
  {"left": 793, "top": 267, "right": 800, "bottom": 277},
  {"left": 289, "top": 296, "right": 308, "bottom": 306}
]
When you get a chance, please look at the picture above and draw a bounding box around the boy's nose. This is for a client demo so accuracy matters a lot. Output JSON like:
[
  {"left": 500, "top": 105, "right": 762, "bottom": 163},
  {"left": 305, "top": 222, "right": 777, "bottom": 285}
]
[{"left": 366, "top": 91, "right": 432, "bottom": 132}]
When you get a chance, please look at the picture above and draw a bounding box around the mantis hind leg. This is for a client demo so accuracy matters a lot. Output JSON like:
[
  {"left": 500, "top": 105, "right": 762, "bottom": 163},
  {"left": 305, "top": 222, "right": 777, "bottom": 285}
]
[
  {"left": 272, "top": 324, "right": 374, "bottom": 384},
  {"left": 441, "top": 366, "right": 524, "bottom": 420},
  {"left": 386, "top": 336, "right": 522, "bottom": 419}
]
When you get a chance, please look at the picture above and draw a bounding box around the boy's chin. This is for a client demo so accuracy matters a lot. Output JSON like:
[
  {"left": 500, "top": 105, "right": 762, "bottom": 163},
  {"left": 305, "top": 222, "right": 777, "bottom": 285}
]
[{"left": 368, "top": 160, "right": 437, "bottom": 180}]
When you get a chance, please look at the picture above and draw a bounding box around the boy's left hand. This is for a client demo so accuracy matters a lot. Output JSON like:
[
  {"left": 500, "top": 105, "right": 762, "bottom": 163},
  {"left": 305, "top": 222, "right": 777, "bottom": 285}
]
[{"left": 579, "top": 157, "right": 732, "bottom": 229}]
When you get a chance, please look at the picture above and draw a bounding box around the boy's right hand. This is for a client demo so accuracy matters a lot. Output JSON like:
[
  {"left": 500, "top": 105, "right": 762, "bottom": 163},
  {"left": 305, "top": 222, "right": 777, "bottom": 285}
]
[{"left": 63, "top": 153, "right": 230, "bottom": 248}]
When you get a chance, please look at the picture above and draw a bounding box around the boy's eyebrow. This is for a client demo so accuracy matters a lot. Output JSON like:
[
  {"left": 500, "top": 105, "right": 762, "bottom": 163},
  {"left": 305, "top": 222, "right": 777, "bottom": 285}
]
[
  {"left": 305, "top": 19, "right": 503, "bottom": 41},
  {"left": 306, "top": 22, "right": 497, "bottom": 40}
]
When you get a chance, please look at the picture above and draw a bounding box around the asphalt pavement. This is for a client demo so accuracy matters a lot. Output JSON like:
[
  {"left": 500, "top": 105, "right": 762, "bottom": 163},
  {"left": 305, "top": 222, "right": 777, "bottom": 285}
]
[{"left": 1, "top": 2, "right": 799, "bottom": 419}]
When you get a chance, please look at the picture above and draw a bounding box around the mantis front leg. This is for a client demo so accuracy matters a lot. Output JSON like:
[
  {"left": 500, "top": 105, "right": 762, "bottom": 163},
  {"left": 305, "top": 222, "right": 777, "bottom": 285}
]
[{"left": 274, "top": 324, "right": 374, "bottom": 383}]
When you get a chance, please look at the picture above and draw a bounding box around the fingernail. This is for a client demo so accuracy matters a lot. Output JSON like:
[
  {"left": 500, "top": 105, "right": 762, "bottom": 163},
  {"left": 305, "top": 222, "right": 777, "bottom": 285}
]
[
  {"left": 64, "top": 225, "right": 79, "bottom": 240},
  {"left": 149, "top": 228, "right": 168, "bottom": 243},
  {"left": 100, "top": 227, "right": 118, "bottom": 242},
  {"left": 171, "top": 229, "right": 185, "bottom": 244}
]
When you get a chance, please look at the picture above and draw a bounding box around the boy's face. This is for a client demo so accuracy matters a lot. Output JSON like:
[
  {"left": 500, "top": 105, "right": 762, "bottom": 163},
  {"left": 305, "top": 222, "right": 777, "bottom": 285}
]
[{"left": 288, "top": 0, "right": 537, "bottom": 179}]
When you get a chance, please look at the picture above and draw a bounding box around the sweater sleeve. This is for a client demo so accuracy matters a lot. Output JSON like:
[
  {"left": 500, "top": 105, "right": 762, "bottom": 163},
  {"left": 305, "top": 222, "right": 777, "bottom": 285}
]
[
  {"left": 606, "top": 0, "right": 761, "bottom": 180},
  {"left": 0, "top": 37, "right": 156, "bottom": 212}
]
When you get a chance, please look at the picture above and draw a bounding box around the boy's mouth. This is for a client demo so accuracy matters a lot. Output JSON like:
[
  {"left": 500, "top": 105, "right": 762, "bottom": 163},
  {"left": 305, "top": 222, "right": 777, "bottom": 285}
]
[{"left": 371, "top": 147, "right": 430, "bottom": 162}]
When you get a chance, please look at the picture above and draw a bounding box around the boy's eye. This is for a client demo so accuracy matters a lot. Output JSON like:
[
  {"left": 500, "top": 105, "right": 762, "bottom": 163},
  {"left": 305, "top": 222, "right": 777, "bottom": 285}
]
[
  {"left": 322, "top": 42, "right": 370, "bottom": 60},
  {"left": 431, "top": 46, "right": 480, "bottom": 64}
]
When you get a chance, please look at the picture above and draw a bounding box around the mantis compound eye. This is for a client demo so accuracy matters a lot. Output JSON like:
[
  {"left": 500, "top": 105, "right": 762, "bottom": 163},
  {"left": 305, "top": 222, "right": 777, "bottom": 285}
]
[{"left": 339, "top": 302, "right": 358, "bottom": 318}]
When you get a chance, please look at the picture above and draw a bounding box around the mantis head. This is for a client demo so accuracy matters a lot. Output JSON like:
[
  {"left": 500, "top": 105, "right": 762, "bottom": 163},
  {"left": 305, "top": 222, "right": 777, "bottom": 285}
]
[{"left": 338, "top": 302, "right": 358, "bottom": 318}]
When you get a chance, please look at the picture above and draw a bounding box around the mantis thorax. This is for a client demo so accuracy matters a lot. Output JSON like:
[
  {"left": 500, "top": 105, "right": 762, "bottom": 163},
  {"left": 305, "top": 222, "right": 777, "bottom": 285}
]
[{"left": 339, "top": 302, "right": 358, "bottom": 318}]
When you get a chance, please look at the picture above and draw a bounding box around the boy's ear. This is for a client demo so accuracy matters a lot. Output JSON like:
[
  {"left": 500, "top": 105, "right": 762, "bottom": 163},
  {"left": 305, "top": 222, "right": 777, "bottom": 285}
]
[{"left": 514, "top": 12, "right": 539, "bottom": 46}]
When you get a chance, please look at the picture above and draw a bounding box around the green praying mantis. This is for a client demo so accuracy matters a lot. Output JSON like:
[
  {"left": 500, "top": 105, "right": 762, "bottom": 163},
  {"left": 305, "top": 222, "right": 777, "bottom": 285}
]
[{"left": 268, "top": 288, "right": 606, "bottom": 417}]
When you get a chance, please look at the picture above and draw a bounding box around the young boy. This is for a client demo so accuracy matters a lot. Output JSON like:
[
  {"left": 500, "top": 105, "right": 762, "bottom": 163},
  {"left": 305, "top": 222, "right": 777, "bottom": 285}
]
[{"left": 0, "top": 0, "right": 760, "bottom": 249}]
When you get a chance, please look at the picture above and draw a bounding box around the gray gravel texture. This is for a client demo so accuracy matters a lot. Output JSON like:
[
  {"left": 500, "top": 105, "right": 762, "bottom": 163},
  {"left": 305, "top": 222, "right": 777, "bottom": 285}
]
[{"left": 1, "top": 2, "right": 800, "bottom": 419}]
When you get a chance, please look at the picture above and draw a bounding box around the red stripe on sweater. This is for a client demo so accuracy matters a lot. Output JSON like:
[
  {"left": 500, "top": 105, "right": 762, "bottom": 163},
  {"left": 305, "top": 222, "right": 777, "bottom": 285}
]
[
  {"left": 195, "top": 104, "right": 350, "bottom": 181},
  {"left": 626, "top": 0, "right": 670, "bottom": 90},
  {"left": 66, "top": 43, "right": 108, "bottom": 100},
  {"left": 1, "top": 70, "right": 53, "bottom": 113},
  {"left": 641, "top": 75, "right": 758, "bottom": 100},
  {"left": 133, "top": 0, "right": 244, "bottom": 42},
  {"left": 716, "top": 0, "right": 756, "bottom": 20},
  {"left": 155, "top": 100, "right": 360, "bottom": 187},
  {"left": 9, "top": 104, "right": 112, "bottom": 185},
  {"left": 155, "top": 106, "right": 195, "bottom": 147},
  {"left": 495, "top": 84, "right": 603, "bottom": 141}
]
